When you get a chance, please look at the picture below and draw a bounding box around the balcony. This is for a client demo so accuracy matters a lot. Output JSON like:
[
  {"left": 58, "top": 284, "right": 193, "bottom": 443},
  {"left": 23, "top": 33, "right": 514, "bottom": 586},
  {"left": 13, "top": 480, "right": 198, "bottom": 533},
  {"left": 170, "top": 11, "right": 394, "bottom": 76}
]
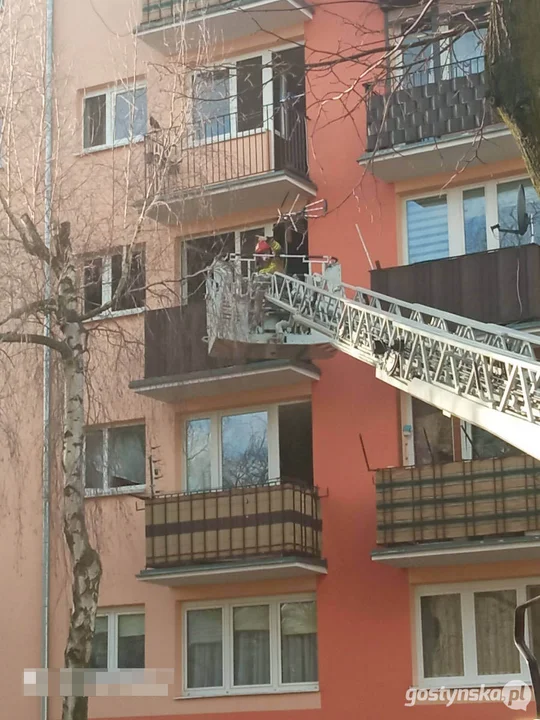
[
  {"left": 372, "top": 454, "right": 540, "bottom": 567},
  {"left": 138, "top": 481, "right": 325, "bottom": 585},
  {"left": 144, "top": 105, "right": 315, "bottom": 224},
  {"left": 370, "top": 244, "right": 540, "bottom": 327},
  {"left": 361, "top": 57, "right": 519, "bottom": 182},
  {"left": 129, "top": 299, "right": 321, "bottom": 402},
  {"left": 138, "top": 0, "right": 313, "bottom": 54}
]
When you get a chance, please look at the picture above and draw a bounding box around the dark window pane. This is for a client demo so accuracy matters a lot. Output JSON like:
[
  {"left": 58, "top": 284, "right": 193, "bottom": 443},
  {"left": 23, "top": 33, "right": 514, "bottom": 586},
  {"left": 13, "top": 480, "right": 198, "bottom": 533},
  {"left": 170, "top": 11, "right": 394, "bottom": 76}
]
[
  {"left": 108, "top": 425, "right": 146, "bottom": 488},
  {"left": 469, "top": 425, "right": 521, "bottom": 460},
  {"left": 527, "top": 585, "right": 540, "bottom": 660},
  {"left": 84, "top": 94, "right": 107, "bottom": 149},
  {"left": 237, "top": 57, "right": 263, "bottom": 132},
  {"left": 184, "top": 234, "right": 235, "bottom": 301},
  {"left": 111, "top": 250, "right": 146, "bottom": 311},
  {"left": 279, "top": 402, "right": 313, "bottom": 485},
  {"left": 85, "top": 431, "right": 104, "bottom": 490},
  {"left": 118, "top": 614, "right": 145, "bottom": 669},
  {"left": 84, "top": 257, "right": 103, "bottom": 314},
  {"left": 89, "top": 616, "right": 108, "bottom": 669},
  {"left": 413, "top": 399, "right": 454, "bottom": 465}
]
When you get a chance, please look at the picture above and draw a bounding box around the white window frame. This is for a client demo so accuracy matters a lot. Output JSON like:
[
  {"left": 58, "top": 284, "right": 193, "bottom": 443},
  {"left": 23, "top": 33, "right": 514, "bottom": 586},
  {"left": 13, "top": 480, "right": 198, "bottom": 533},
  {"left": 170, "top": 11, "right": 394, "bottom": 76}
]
[
  {"left": 94, "top": 607, "right": 145, "bottom": 670},
  {"left": 182, "top": 405, "right": 279, "bottom": 492},
  {"left": 84, "top": 423, "right": 146, "bottom": 497},
  {"left": 182, "top": 594, "right": 318, "bottom": 698},
  {"left": 180, "top": 222, "right": 273, "bottom": 304},
  {"left": 402, "top": 174, "right": 532, "bottom": 264},
  {"left": 82, "top": 81, "right": 147, "bottom": 152},
  {"left": 415, "top": 578, "right": 540, "bottom": 688},
  {"left": 190, "top": 43, "right": 302, "bottom": 145},
  {"left": 83, "top": 246, "right": 145, "bottom": 319}
]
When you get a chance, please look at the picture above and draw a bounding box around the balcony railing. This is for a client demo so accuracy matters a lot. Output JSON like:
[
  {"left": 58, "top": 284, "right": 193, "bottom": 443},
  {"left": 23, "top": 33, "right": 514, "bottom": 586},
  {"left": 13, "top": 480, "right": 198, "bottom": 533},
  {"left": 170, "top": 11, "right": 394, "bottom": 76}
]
[
  {"left": 142, "top": 0, "right": 219, "bottom": 25},
  {"left": 376, "top": 455, "right": 540, "bottom": 547},
  {"left": 145, "top": 481, "right": 322, "bottom": 569},
  {"left": 370, "top": 244, "right": 540, "bottom": 326},
  {"left": 144, "top": 103, "right": 308, "bottom": 199},
  {"left": 365, "top": 56, "right": 495, "bottom": 153}
]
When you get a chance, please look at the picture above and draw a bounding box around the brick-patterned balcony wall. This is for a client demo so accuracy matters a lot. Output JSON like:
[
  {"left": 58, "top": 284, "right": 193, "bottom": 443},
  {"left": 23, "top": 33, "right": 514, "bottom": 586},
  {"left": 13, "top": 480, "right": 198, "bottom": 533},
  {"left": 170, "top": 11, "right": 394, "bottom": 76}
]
[{"left": 366, "top": 58, "right": 496, "bottom": 153}]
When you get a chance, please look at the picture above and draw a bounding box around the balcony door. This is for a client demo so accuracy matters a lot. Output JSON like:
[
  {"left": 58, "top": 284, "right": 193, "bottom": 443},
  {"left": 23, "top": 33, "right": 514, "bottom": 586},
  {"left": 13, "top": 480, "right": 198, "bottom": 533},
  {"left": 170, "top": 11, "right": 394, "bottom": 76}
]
[{"left": 272, "top": 47, "right": 307, "bottom": 176}]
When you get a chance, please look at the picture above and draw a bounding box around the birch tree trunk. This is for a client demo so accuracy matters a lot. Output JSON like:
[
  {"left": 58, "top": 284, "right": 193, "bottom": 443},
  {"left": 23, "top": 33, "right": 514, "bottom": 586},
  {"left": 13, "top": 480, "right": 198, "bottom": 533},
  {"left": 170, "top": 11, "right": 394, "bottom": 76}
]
[
  {"left": 486, "top": 0, "right": 540, "bottom": 197},
  {"left": 59, "top": 249, "right": 102, "bottom": 720}
]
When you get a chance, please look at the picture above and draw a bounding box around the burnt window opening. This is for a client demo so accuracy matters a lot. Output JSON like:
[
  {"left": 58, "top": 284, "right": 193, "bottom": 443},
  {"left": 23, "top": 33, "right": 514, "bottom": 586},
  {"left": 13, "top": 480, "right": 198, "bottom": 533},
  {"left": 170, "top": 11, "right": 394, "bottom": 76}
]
[
  {"left": 279, "top": 401, "right": 313, "bottom": 486},
  {"left": 83, "top": 249, "right": 146, "bottom": 315}
]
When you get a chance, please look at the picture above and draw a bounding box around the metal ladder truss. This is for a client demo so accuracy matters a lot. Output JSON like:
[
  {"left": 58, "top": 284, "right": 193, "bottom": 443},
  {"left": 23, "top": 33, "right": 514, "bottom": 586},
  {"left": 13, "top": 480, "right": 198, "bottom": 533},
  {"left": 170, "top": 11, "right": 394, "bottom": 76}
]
[{"left": 263, "top": 268, "right": 540, "bottom": 460}]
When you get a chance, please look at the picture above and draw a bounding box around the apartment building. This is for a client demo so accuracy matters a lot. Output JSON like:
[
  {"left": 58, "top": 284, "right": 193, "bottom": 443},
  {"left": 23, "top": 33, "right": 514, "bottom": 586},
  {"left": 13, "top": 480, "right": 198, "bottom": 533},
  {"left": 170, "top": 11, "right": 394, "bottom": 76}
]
[{"left": 2, "top": 0, "right": 540, "bottom": 719}]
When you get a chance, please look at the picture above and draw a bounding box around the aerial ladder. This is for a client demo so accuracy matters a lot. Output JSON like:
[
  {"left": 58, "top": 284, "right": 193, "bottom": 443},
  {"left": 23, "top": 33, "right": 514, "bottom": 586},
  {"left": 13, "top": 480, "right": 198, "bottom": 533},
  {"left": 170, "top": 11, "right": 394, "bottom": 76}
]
[{"left": 205, "top": 255, "right": 540, "bottom": 461}]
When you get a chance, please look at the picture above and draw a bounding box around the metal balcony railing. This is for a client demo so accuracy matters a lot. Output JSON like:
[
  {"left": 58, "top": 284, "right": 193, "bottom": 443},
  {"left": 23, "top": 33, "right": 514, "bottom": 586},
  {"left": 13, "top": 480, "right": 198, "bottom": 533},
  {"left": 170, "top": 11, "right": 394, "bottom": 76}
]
[
  {"left": 144, "top": 103, "right": 308, "bottom": 199},
  {"left": 365, "top": 55, "right": 496, "bottom": 152},
  {"left": 142, "top": 0, "right": 236, "bottom": 25},
  {"left": 145, "top": 480, "right": 322, "bottom": 569},
  {"left": 376, "top": 455, "right": 540, "bottom": 546}
]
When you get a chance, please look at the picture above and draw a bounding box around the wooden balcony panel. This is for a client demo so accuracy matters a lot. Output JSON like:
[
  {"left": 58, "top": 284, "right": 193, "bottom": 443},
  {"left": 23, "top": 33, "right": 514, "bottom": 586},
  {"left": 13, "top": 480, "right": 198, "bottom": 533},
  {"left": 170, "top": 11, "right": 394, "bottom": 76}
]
[
  {"left": 376, "top": 455, "right": 540, "bottom": 546},
  {"left": 144, "top": 481, "right": 323, "bottom": 569}
]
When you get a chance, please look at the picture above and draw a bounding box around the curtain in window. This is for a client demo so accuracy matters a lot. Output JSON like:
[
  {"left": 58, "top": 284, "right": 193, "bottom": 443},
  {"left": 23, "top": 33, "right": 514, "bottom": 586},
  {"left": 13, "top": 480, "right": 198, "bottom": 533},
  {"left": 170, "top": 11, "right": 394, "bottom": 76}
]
[
  {"left": 108, "top": 426, "right": 145, "bottom": 488},
  {"left": 89, "top": 616, "right": 108, "bottom": 669},
  {"left": 118, "top": 614, "right": 145, "bottom": 669},
  {"left": 85, "top": 431, "right": 104, "bottom": 490},
  {"left": 474, "top": 590, "right": 520, "bottom": 675},
  {"left": 187, "top": 609, "right": 223, "bottom": 689},
  {"left": 406, "top": 196, "right": 449, "bottom": 263},
  {"left": 280, "top": 602, "right": 318, "bottom": 684},
  {"left": 221, "top": 411, "right": 269, "bottom": 487},
  {"left": 233, "top": 606, "right": 270, "bottom": 686},
  {"left": 498, "top": 180, "right": 540, "bottom": 246},
  {"left": 420, "top": 594, "right": 464, "bottom": 678},
  {"left": 186, "top": 418, "right": 212, "bottom": 492}
]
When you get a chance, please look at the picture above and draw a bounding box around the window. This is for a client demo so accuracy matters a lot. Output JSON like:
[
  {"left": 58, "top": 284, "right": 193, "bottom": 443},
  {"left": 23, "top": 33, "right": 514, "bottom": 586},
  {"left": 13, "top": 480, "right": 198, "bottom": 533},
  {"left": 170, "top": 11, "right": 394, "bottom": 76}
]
[
  {"left": 83, "top": 83, "right": 147, "bottom": 150},
  {"left": 416, "top": 580, "right": 540, "bottom": 687},
  {"left": 404, "top": 177, "right": 540, "bottom": 264},
  {"left": 90, "top": 609, "right": 145, "bottom": 670},
  {"left": 407, "top": 397, "right": 520, "bottom": 466},
  {"left": 184, "top": 402, "right": 313, "bottom": 492},
  {"left": 398, "top": 7, "right": 487, "bottom": 86},
  {"left": 83, "top": 247, "right": 145, "bottom": 315},
  {"left": 84, "top": 424, "right": 146, "bottom": 493},
  {"left": 184, "top": 596, "right": 318, "bottom": 697},
  {"left": 182, "top": 225, "right": 270, "bottom": 301}
]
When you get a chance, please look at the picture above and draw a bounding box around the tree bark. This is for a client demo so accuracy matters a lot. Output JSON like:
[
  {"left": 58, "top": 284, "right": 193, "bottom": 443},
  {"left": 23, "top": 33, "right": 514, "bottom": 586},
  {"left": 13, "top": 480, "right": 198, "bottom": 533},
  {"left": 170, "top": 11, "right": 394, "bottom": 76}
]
[
  {"left": 486, "top": 0, "right": 540, "bottom": 197},
  {"left": 60, "top": 256, "right": 102, "bottom": 720}
]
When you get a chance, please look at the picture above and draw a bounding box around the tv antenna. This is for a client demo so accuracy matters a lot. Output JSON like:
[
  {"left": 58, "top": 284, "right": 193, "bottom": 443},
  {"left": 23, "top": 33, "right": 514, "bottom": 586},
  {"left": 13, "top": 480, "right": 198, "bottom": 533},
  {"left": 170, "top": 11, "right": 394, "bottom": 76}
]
[{"left": 491, "top": 183, "right": 530, "bottom": 237}]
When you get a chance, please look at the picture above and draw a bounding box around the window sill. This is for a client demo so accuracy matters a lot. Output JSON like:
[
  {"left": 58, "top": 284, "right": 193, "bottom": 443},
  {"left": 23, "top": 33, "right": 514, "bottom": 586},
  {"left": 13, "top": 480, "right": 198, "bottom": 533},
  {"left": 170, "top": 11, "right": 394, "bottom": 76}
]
[
  {"left": 83, "top": 307, "right": 145, "bottom": 323},
  {"left": 177, "top": 684, "right": 319, "bottom": 699},
  {"left": 85, "top": 484, "right": 146, "bottom": 498},
  {"left": 78, "top": 135, "right": 145, "bottom": 156}
]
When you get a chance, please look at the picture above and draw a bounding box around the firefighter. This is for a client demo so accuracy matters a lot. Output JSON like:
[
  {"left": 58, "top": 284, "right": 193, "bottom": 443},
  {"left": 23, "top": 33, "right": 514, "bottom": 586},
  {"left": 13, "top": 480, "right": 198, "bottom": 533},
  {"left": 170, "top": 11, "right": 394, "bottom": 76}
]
[{"left": 254, "top": 236, "right": 284, "bottom": 275}]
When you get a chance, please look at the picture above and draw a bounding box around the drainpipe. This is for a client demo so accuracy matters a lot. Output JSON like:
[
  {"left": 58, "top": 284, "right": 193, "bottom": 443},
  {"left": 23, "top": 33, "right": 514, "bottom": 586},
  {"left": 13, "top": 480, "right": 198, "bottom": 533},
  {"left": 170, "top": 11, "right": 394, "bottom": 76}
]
[{"left": 41, "top": 0, "right": 54, "bottom": 717}]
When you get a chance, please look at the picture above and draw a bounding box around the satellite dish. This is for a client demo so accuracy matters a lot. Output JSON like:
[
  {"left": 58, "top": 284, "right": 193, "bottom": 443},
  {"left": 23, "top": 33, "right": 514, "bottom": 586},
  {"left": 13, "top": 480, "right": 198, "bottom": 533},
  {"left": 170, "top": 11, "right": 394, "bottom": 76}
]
[{"left": 517, "top": 183, "right": 530, "bottom": 236}]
